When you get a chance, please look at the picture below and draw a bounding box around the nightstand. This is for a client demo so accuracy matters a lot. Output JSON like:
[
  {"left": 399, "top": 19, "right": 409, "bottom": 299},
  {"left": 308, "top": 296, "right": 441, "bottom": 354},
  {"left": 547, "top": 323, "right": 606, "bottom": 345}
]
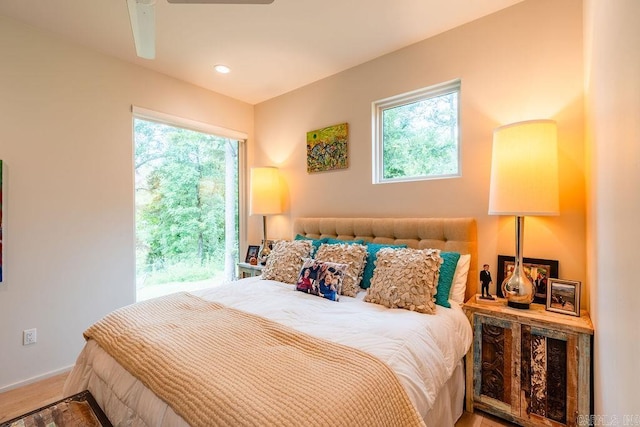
[
  {"left": 237, "top": 262, "right": 263, "bottom": 279},
  {"left": 463, "top": 297, "right": 593, "bottom": 427}
]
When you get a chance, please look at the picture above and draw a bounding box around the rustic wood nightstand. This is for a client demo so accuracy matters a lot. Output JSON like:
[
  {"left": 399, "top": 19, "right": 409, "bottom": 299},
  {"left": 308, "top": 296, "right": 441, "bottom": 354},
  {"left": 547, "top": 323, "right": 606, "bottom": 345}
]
[
  {"left": 463, "top": 297, "right": 593, "bottom": 427},
  {"left": 237, "top": 262, "right": 263, "bottom": 279}
]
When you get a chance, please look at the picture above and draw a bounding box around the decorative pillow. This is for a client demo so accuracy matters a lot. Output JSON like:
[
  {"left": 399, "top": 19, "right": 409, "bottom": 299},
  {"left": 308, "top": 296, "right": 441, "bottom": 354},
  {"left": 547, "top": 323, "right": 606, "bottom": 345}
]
[
  {"left": 361, "top": 243, "right": 408, "bottom": 289},
  {"left": 434, "top": 252, "right": 461, "bottom": 308},
  {"left": 294, "top": 234, "right": 328, "bottom": 254},
  {"left": 295, "top": 258, "right": 348, "bottom": 302},
  {"left": 449, "top": 254, "right": 471, "bottom": 305},
  {"left": 364, "top": 248, "right": 442, "bottom": 314},
  {"left": 314, "top": 243, "right": 367, "bottom": 297},
  {"left": 261, "top": 240, "right": 313, "bottom": 284}
]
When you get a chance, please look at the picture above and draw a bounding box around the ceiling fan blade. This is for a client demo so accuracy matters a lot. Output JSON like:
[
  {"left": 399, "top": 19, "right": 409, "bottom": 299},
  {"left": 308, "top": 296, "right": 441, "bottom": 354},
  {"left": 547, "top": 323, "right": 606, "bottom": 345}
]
[
  {"left": 127, "top": 0, "right": 156, "bottom": 59},
  {"left": 167, "top": 0, "right": 274, "bottom": 4}
]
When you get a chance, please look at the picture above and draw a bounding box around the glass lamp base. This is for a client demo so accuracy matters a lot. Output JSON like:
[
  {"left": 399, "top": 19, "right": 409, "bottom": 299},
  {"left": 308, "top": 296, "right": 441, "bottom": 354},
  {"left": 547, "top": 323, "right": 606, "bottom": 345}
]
[
  {"left": 258, "top": 239, "right": 271, "bottom": 265},
  {"left": 507, "top": 300, "right": 531, "bottom": 309}
]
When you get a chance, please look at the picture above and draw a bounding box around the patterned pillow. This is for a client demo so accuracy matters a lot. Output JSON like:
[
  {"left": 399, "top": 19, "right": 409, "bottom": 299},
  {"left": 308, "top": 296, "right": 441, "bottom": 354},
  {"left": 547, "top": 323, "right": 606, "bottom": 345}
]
[
  {"left": 295, "top": 258, "right": 348, "bottom": 302},
  {"left": 434, "top": 252, "right": 461, "bottom": 308},
  {"left": 364, "top": 247, "right": 442, "bottom": 314},
  {"left": 361, "top": 243, "right": 408, "bottom": 289},
  {"left": 261, "top": 240, "right": 313, "bottom": 284},
  {"left": 314, "top": 243, "right": 367, "bottom": 297}
]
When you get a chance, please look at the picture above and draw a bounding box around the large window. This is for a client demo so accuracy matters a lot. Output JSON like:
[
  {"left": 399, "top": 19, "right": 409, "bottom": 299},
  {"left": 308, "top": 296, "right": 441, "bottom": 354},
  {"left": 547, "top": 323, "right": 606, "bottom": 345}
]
[
  {"left": 372, "top": 79, "right": 461, "bottom": 184},
  {"left": 133, "top": 108, "right": 245, "bottom": 301}
]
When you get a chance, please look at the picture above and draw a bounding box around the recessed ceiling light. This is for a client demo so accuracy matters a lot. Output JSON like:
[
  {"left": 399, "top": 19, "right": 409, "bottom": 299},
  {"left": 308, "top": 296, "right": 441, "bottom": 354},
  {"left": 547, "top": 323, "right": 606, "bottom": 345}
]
[{"left": 214, "top": 64, "right": 231, "bottom": 74}]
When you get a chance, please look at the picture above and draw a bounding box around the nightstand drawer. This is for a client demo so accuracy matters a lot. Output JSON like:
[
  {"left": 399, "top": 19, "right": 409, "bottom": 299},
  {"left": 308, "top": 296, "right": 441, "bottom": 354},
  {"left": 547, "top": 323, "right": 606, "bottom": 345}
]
[{"left": 237, "top": 262, "right": 263, "bottom": 279}]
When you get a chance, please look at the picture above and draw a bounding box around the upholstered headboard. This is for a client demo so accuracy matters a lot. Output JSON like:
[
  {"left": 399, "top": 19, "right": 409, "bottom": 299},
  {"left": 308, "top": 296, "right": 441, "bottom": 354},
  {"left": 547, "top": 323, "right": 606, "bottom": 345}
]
[{"left": 293, "top": 217, "right": 478, "bottom": 303}]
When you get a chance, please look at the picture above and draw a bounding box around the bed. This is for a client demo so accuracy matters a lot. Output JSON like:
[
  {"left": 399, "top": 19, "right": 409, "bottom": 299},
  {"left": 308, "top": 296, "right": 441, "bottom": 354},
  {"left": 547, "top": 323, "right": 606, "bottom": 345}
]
[{"left": 64, "top": 217, "right": 478, "bottom": 427}]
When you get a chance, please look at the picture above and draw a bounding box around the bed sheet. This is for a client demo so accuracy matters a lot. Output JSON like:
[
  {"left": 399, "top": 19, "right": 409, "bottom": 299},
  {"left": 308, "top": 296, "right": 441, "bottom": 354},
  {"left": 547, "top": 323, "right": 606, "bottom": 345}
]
[{"left": 65, "top": 277, "right": 472, "bottom": 425}]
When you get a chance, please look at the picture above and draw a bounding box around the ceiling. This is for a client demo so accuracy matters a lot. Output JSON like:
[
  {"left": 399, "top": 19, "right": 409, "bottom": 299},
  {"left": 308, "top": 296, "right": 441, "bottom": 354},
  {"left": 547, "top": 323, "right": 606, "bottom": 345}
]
[{"left": 0, "top": 0, "right": 523, "bottom": 105}]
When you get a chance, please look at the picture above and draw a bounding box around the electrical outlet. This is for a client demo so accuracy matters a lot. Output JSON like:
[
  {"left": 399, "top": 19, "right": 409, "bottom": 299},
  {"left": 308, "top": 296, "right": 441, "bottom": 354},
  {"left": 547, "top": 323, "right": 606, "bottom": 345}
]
[{"left": 23, "top": 328, "right": 37, "bottom": 346}]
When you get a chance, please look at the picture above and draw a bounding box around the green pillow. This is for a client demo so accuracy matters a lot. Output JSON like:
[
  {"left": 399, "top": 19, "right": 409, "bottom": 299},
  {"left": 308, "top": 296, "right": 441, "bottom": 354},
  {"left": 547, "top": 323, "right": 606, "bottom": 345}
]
[
  {"left": 294, "top": 234, "right": 328, "bottom": 253},
  {"left": 434, "top": 252, "right": 461, "bottom": 308},
  {"left": 361, "top": 243, "right": 407, "bottom": 289}
]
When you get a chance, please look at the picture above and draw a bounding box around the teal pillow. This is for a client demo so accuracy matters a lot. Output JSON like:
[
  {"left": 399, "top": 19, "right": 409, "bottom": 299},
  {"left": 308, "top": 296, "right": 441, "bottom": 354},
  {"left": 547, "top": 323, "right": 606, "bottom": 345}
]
[
  {"left": 434, "top": 252, "right": 461, "bottom": 308},
  {"left": 325, "top": 238, "right": 365, "bottom": 245},
  {"left": 294, "top": 234, "right": 328, "bottom": 253},
  {"left": 361, "top": 243, "right": 407, "bottom": 289}
]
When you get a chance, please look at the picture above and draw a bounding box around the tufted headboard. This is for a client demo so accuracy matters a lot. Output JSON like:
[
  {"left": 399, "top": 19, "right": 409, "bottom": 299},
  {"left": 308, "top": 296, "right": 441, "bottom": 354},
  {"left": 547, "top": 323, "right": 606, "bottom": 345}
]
[{"left": 293, "top": 217, "right": 478, "bottom": 303}]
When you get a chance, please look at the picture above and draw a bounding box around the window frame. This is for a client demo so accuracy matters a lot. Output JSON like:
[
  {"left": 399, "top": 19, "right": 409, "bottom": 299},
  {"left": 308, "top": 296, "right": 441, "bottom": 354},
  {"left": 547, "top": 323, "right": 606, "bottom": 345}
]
[
  {"left": 372, "top": 79, "right": 461, "bottom": 184},
  {"left": 131, "top": 106, "right": 247, "bottom": 297},
  {"left": 131, "top": 106, "right": 248, "bottom": 263}
]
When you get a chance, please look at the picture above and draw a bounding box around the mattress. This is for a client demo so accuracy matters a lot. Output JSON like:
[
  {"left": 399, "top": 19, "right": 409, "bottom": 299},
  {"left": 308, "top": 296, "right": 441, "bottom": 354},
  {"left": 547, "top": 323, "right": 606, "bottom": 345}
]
[{"left": 64, "top": 277, "right": 473, "bottom": 426}]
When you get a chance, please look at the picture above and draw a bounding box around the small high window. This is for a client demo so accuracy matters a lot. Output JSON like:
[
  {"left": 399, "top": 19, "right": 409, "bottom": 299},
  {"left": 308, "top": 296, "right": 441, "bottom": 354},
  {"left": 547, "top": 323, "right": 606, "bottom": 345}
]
[{"left": 372, "top": 79, "right": 461, "bottom": 184}]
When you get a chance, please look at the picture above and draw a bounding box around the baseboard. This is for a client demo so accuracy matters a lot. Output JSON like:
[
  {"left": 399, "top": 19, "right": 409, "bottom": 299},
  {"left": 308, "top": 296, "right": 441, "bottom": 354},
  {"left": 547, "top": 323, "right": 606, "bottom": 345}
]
[{"left": 0, "top": 365, "right": 74, "bottom": 394}]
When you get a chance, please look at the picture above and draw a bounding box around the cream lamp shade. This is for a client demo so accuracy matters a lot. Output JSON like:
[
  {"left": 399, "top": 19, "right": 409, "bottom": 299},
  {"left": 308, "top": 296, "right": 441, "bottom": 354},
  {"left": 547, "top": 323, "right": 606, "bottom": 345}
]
[
  {"left": 488, "top": 119, "right": 559, "bottom": 309},
  {"left": 249, "top": 167, "right": 282, "bottom": 216},
  {"left": 488, "top": 119, "right": 559, "bottom": 216},
  {"left": 249, "top": 166, "right": 281, "bottom": 264}
]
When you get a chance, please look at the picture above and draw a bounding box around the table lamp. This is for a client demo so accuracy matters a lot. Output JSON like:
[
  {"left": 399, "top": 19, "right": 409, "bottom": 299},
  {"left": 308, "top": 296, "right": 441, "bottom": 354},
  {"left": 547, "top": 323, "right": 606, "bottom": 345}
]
[
  {"left": 249, "top": 166, "right": 282, "bottom": 263},
  {"left": 488, "top": 120, "right": 559, "bottom": 309}
]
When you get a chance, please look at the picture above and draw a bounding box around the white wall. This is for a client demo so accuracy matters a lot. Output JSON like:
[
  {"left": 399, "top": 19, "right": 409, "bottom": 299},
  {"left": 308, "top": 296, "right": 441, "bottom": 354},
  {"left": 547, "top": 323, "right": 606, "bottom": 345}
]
[
  {"left": 585, "top": 0, "right": 640, "bottom": 418},
  {"left": 0, "top": 15, "right": 253, "bottom": 390},
  {"left": 254, "top": 0, "right": 586, "bottom": 301}
]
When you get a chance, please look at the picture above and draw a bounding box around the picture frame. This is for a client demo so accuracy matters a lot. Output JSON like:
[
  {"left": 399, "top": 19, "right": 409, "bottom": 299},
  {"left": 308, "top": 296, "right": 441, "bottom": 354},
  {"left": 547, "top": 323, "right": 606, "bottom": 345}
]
[
  {"left": 244, "top": 245, "right": 260, "bottom": 264},
  {"left": 496, "top": 255, "right": 559, "bottom": 303},
  {"left": 546, "top": 278, "right": 581, "bottom": 316}
]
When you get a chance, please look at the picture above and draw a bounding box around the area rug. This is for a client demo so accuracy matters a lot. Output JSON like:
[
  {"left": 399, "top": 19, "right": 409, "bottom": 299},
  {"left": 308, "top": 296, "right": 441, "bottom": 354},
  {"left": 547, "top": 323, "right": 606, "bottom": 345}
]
[{"left": 0, "top": 390, "right": 111, "bottom": 427}]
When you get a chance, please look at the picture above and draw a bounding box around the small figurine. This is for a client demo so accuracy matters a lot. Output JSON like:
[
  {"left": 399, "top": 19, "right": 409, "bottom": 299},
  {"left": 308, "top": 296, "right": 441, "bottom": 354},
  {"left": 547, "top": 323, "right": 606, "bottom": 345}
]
[{"left": 479, "top": 263, "right": 495, "bottom": 300}]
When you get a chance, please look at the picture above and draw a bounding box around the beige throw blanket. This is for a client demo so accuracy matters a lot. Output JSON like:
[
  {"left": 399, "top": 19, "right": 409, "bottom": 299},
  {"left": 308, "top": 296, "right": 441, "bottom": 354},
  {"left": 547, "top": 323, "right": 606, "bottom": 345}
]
[{"left": 84, "top": 292, "right": 426, "bottom": 427}]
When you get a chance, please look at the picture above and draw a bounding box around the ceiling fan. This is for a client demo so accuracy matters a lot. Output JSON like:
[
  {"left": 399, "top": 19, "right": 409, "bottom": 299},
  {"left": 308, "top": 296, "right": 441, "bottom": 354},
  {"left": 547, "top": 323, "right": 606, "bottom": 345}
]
[{"left": 127, "top": 0, "right": 274, "bottom": 60}]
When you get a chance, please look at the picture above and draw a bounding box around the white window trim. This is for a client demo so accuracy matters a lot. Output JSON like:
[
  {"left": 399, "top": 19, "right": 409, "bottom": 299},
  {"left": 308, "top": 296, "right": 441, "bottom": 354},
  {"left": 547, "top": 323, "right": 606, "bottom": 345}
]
[
  {"left": 372, "top": 79, "right": 461, "bottom": 184},
  {"left": 131, "top": 106, "right": 248, "bottom": 141}
]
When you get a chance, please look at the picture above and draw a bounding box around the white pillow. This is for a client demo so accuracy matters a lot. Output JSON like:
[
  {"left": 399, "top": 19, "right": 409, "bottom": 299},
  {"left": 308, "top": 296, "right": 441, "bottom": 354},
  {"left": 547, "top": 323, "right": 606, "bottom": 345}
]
[{"left": 449, "top": 254, "right": 471, "bottom": 305}]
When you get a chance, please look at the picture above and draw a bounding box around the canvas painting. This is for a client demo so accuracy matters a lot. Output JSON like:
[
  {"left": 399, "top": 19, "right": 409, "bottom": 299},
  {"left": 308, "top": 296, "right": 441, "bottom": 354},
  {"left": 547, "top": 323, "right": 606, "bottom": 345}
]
[{"left": 306, "top": 123, "right": 348, "bottom": 173}]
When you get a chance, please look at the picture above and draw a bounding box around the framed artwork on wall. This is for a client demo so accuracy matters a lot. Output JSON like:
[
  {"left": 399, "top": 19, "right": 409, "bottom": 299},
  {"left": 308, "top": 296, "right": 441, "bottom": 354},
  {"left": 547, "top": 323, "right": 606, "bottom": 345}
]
[
  {"left": 306, "top": 123, "right": 348, "bottom": 173},
  {"left": 496, "top": 255, "right": 559, "bottom": 303},
  {"left": 546, "top": 278, "right": 581, "bottom": 316}
]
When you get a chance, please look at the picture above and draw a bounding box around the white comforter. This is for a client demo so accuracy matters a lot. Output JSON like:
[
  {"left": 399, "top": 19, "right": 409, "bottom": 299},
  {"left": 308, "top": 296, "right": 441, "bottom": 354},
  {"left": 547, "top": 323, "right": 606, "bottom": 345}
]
[{"left": 64, "top": 277, "right": 472, "bottom": 426}]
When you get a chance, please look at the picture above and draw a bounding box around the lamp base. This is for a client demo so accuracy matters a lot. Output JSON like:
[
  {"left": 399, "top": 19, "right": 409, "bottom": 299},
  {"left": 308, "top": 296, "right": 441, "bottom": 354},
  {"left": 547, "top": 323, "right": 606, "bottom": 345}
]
[
  {"left": 507, "top": 300, "right": 530, "bottom": 310},
  {"left": 258, "top": 239, "right": 271, "bottom": 265}
]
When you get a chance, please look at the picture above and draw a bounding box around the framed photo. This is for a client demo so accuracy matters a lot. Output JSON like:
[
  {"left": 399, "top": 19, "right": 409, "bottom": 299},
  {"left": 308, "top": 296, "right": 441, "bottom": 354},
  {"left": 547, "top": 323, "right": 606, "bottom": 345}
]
[
  {"left": 496, "top": 255, "right": 559, "bottom": 303},
  {"left": 244, "top": 245, "right": 260, "bottom": 264},
  {"left": 546, "top": 278, "right": 581, "bottom": 316}
]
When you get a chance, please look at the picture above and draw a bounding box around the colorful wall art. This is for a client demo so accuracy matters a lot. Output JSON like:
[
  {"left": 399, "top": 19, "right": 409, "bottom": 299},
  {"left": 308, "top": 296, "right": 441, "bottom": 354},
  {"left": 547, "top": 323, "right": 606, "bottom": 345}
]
[{"left": 306, "top": 123, "right": 348, "bottom": 173}]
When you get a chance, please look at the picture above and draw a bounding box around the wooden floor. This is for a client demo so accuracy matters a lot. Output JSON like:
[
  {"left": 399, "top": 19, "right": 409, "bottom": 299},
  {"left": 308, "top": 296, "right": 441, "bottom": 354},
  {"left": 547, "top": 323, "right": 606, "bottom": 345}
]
[
  {"left": 0, "top": 373, "right": 68, "bottom": 423},
  {"left": 456, "top": 410, "right": 518, "bottom": 427},
  {"left": 0, "top": 372, "right": 516, "bottom": 426}
]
